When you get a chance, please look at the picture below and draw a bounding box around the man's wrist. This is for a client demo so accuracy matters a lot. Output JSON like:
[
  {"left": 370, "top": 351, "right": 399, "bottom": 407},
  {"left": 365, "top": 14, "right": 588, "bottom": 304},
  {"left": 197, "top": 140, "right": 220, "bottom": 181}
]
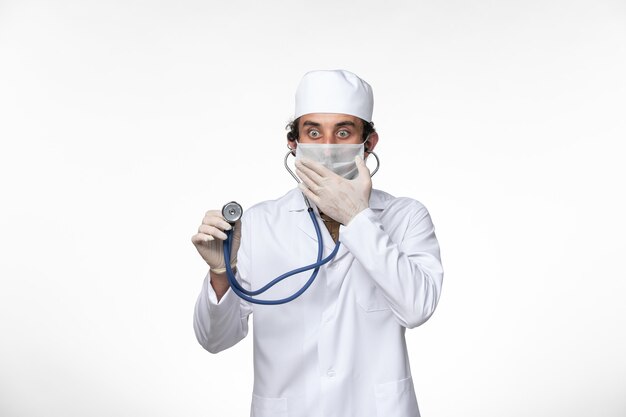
[
  {"left": 209, "top": 269, "right": 232, "bottom": 302},
  {"left": 344, "top": 206, "right": 369, "bottom": 226}
]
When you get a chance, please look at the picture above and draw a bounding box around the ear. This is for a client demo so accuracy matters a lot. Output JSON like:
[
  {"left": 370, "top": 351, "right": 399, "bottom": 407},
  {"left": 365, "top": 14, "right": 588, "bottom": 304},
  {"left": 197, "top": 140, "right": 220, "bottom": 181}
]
[
  {"left": 287, "top": 139, "right": 297, "bottom": 155},
  {"left": 364, "top": 132, "right": 379, "bottom": 156}
]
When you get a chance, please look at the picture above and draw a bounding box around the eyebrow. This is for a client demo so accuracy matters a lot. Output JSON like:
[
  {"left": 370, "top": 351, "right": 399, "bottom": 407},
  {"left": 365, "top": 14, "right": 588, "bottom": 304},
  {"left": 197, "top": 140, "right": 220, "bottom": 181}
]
[
  {"left": 301, "top": 120, "right": 356, "bottom": 128},
  {"left": 302, "top": 121, "right": 321, "bottom": 127},
  {"left": 335, "top": 121, "right": 356, "bottom": 128}
]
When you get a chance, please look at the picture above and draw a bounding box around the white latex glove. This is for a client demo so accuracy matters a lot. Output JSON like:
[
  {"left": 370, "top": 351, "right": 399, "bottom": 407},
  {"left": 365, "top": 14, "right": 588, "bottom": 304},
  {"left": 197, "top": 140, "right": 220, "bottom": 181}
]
[
  {"left": 295, "top": 156, "right": 372, "bottom": 225},
  {"left": 191, "top": 210, "right": 241, "bottom": 271}
]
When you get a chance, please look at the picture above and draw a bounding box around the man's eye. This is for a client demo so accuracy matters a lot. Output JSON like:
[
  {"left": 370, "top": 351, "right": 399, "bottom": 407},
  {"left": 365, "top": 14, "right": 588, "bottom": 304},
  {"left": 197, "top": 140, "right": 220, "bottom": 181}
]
[
  {"left": 337, "top": 130, "right": 350, "bottom": 138},
  {"left": 308, "top": 130, "right": 321, "bottom": 138}
]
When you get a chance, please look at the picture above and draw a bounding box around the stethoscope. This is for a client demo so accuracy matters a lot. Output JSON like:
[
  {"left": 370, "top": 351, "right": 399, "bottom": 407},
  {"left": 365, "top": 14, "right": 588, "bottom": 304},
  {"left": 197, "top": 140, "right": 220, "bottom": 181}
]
[{"left": 222, "top": 143, "right": 379, "bottom": 305}]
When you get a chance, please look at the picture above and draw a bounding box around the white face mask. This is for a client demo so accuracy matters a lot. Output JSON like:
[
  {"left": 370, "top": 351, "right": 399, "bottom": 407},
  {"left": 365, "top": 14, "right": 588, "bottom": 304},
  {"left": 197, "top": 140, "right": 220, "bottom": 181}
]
[{"left": 296, "top": 143, "right": 364, "bottom": 179}]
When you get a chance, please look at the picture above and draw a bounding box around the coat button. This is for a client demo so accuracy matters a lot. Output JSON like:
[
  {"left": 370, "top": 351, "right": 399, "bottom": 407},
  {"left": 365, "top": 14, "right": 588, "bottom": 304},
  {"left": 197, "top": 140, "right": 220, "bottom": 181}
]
[{"left": 326, "top": 369, "right": 336, "bottom": 377}]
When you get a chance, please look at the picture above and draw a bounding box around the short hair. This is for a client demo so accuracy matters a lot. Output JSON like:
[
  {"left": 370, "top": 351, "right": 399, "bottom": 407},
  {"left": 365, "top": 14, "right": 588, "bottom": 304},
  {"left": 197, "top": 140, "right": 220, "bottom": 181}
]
[{"left": 286, "top": 117, "right": 376, "bottom": 147}]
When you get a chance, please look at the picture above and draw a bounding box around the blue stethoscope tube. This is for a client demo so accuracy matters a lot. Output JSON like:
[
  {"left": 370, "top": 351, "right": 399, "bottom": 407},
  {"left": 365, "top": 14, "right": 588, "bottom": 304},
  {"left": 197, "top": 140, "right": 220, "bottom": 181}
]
[
  {"left": 223, "top": 206, "right": 341, "bottom": 305},
  {"left": 222, "top": 147, "right": 378, "bottom": 305}
]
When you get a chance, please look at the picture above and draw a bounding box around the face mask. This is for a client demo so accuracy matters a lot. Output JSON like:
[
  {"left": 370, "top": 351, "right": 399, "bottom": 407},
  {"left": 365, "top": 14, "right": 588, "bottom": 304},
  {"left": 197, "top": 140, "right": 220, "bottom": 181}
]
[{"left": 296, "top": 143, "right": 364, "bottom": 179}]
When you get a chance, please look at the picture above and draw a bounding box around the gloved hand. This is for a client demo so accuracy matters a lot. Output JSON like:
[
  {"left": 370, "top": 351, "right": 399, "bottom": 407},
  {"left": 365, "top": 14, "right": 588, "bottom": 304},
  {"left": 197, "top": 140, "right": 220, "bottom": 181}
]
[
  {"left": 295, "top": 156, "right": 372, "bottom": 225},
  {"left": 191, "top": 210, "right": 241, "bottom": 272}
]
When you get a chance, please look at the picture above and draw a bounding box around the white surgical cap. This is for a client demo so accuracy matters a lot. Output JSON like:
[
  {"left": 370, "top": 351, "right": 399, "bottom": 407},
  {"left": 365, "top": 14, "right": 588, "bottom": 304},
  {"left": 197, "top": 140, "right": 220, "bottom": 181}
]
[{"left": 294, "top": 70, "right": 374, "bottom": 122}]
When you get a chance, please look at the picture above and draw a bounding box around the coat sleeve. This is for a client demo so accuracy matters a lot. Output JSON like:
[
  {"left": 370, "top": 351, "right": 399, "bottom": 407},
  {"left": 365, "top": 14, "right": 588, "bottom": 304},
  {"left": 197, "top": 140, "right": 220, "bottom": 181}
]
[
  {"left": 193, "top": 217, "right": 253, "bottom": 354},
  {"left": 193, "top": 276, "right": 251, "bottom": 353},
  {"left": 339, "top": 200, "right": 443, "bottom": 329}
]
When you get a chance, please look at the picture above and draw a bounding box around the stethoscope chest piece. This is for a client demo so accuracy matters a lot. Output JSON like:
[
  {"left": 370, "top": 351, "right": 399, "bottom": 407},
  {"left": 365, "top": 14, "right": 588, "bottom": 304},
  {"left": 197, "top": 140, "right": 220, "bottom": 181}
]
[{"left": 222, "top": 201, "right": 243, "bottom": 224}]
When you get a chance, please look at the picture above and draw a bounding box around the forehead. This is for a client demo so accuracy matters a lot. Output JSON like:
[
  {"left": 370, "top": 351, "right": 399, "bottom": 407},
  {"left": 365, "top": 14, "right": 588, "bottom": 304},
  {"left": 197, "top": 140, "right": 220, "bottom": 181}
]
[{"left": 298, "top": 113, "right": 362, "bottom": 127}]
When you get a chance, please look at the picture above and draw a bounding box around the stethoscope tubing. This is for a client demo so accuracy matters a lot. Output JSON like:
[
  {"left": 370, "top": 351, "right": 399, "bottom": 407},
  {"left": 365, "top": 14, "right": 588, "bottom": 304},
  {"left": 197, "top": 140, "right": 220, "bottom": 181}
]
[
  {"left": 223, "top": 207, "right": 341, "bottom": 305},
  {"left": 223, "top": 144, "right": 377, "bottom": 305}
]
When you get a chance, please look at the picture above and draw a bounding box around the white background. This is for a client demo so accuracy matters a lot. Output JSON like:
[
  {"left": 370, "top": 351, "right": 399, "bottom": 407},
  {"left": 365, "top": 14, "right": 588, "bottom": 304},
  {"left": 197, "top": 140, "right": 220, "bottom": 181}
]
[{"left": 1, "top": 0, "right": 625, "bottom": 416}]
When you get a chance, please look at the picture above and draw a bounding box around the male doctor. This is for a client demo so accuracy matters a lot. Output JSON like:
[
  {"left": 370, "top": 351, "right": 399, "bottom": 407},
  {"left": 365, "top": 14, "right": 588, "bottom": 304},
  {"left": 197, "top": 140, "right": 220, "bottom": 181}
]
[{"left": 192, "top": 70, "right": 443, "bottom": 417}]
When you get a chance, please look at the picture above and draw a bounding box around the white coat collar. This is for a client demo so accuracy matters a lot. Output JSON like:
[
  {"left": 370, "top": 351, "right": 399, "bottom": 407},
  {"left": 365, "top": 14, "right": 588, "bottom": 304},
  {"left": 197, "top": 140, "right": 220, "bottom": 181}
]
[
  {"left": 285, "top": 188, "right": 390, "bottom": 212},
  {"left": 285, "top": 188, "right": 391, "bottom": 254}
]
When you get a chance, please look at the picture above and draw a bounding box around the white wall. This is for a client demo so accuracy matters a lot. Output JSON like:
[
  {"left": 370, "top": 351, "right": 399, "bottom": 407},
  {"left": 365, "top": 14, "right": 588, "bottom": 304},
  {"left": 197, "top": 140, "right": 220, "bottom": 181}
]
[{"left": 1, "top": 1, "right": 625, "bottom": 416}]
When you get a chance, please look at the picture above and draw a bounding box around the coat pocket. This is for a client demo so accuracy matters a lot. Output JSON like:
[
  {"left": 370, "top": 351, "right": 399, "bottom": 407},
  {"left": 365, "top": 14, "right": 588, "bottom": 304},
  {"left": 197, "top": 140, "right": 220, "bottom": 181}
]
[
  {"left": 374, "top": 376, "right": 420, "bottom": 417},
  {"left": 251, "top": 394, "right": 288, "bottom": 417}
]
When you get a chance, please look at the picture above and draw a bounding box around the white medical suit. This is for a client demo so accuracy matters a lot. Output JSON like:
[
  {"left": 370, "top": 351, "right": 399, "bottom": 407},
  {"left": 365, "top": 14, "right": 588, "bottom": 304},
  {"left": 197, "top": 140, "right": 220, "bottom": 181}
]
[{"left": 194, "top": 188, "right": 443, "bottom": 417}]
